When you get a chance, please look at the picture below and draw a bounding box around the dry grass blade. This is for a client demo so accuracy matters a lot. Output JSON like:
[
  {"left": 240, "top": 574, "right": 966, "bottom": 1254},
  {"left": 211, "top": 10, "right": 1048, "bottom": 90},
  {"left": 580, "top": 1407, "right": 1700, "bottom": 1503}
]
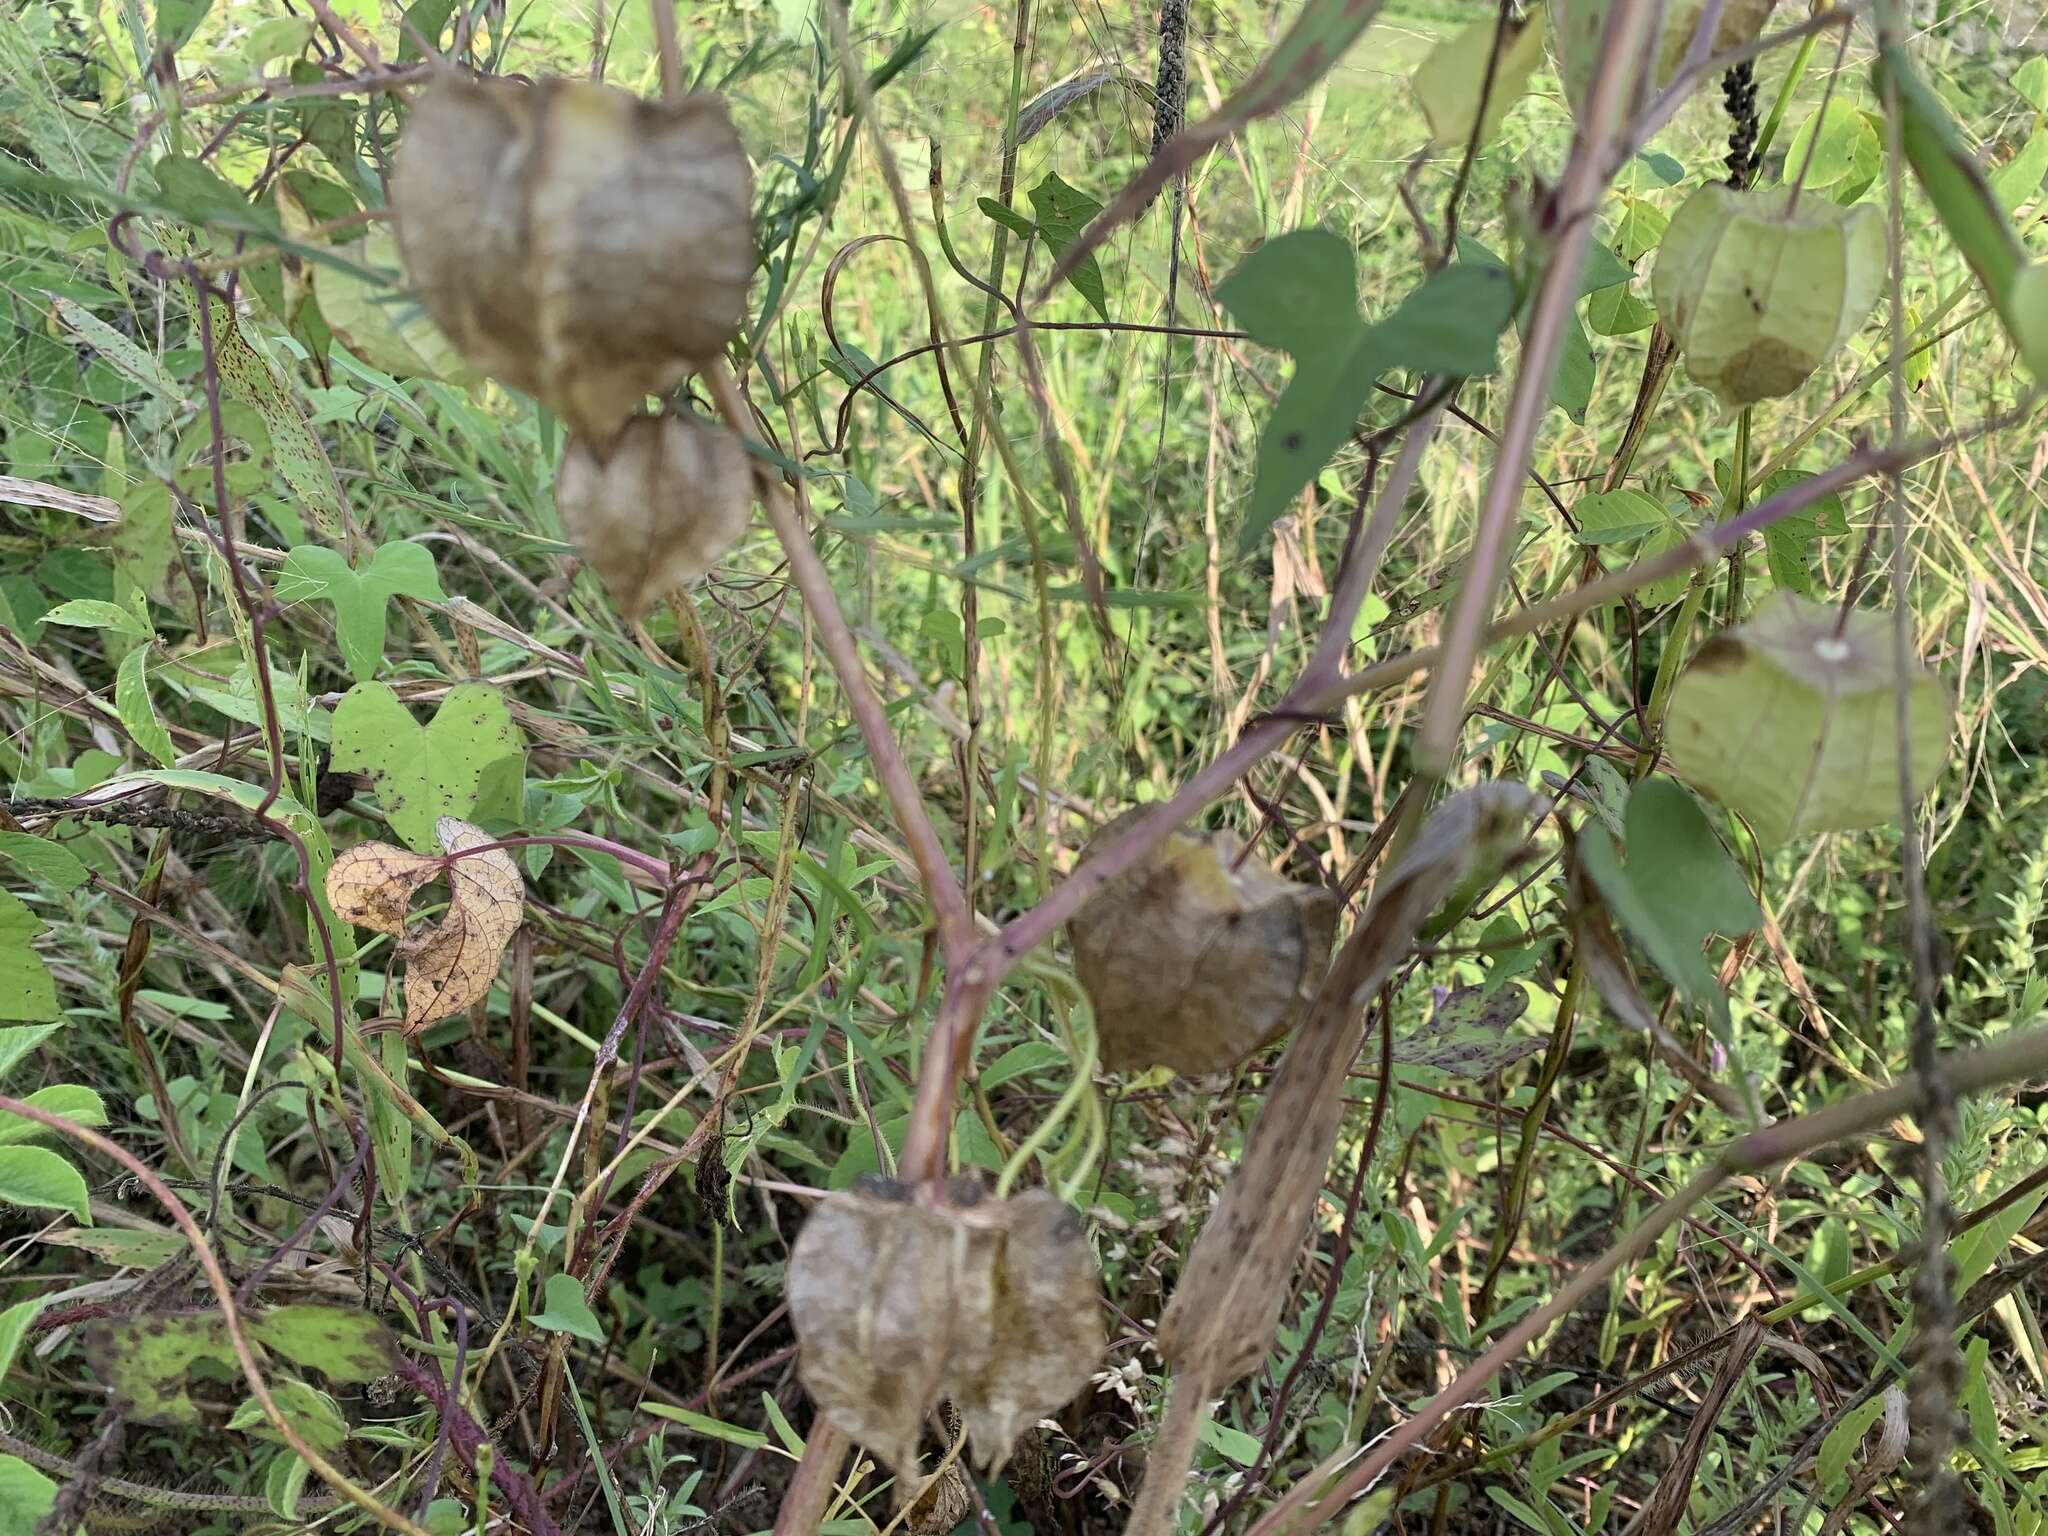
[
  {"left": 1638, "top": 1316, "right": 1766, "bottom": 1536},
  {"left": 1124, "top": 783, "right": 1541, "bottom": 1535}
]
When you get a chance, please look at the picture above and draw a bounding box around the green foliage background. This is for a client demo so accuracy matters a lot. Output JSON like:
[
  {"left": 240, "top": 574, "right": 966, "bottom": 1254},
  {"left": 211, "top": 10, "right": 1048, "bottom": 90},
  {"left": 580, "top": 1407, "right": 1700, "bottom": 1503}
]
[{"left": 1, "top": 0, "right": 2046, "bottom": 1531}]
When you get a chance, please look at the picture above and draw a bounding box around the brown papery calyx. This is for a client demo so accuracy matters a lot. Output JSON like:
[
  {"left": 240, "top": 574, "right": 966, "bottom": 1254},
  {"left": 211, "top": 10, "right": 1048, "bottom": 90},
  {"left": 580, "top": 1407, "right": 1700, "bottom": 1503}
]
[
  {"left": 554, "top": 409, "right": 755, "bottom": 616},
  {"left": 391, "top": 74, "right": 753, "bottom": 441},
  {"left": 1066, "top": 810, "right": 1338, "bottom": 1076}
]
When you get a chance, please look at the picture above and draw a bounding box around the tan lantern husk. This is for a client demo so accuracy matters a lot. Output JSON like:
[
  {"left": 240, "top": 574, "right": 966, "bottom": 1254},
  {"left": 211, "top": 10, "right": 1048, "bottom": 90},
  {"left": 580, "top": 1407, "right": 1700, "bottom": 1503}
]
[
  {"left": 1651, "top": 184, "right": 1884, "bottom": 409},
  {"left": 1555, "top": 0, "right": 1779, "bottom": 115},
  {"left": 392, "top": 74, "right": 753, "bottom": 439},
  {"left": 785, "top": 1177, "right": 1102, "bottom": 1488},
  {"left": 1065, "top": 811, "right": 1339, "bottom": 1076},
  {"left": 553, "top": 409, "right": 754, "bottom": 615}
]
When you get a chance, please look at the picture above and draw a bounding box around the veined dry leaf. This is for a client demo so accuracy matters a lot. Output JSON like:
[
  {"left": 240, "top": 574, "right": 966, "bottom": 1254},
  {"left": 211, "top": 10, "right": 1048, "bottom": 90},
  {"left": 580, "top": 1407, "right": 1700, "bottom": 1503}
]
[
  {"left": 555, "top": 409, "right": 755, "bottom": 616},
  {"left": 326, "top": 817, "right": 523, "bottom": 1032},
  {"left": 1663, "top": 594, "right": 1951, "bottom": 845},
  {"left": 905, "top": 1463, "right": 971, "bottom": 1535},
  {"left": 1066, "top": 812, "right": 1337, "bottom": 1075},
  {"left": 1123, "top": 783, "right": 1541, "bottom": 1536},
  {"left": 786, "top": 1177, "right": 1102, "bottom": 1487},
  {"left": 392, "top": 75, "right": 753, "bottom": 440}
]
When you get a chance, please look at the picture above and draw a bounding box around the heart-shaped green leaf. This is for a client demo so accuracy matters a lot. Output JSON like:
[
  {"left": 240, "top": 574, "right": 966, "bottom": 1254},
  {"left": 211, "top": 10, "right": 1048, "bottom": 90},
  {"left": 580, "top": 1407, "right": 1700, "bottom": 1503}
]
[
  {"left": 277, "top": 541, "right": 446, "bottom": 682},
  {"left": 329, "top": 682, "right": 524, "bottom": 851}
]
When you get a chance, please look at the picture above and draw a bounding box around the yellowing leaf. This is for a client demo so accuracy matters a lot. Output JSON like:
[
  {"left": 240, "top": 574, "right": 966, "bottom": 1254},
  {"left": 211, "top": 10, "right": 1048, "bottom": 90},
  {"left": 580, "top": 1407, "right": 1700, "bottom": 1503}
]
[
  {"left": 1665, "top": 594, "right": 1952, "bottom": 846},
  {"left": 1411, "top": 8, "right": 1547, "bottom": 152},
  {"left": 315, "top": 229, "right": 482, "bottom": 384},
  {"left": 328, "top": 818, "right": 523, "bottom": 1032}
]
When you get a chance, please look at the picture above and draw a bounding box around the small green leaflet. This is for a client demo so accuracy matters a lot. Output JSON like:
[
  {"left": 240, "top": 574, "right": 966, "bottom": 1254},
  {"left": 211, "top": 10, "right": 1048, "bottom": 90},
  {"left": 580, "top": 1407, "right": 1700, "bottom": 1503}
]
[
  {"left": 0, "top": 832, "right": 87, "bottom": 893},
  {"left": 0, "top": 1145, "right": 91, "bottom": 1223},
  {"left": 0, "top": 893, "right": 59, "bottom": 1023},
  {"left": 1754, "top": 470, "right": 1846, "bottom": 596},
  {"left": 229, "top": 1378, "right": 350, "bottom": 1455},
  {"left": 117, "top": 647, "right": 177, "bottom": 767},
  {"left": 531, "top": 1273, "right": 605, "bottom": 1343},
  {"left": 1783, "top": 101, "right": 1881, "bottom": 203},
  {"left": 276, "top": 542, "right": 446, "bottom": 682},
  {"left": 152, "top": 155, "right": 282, "bottom": 239},
  {"left": 978, "top": 172, "right": 1111, "bottom": 320},
  {"left": 1575, "top": 778, "right": 1760, "bottom": 1107},
  {"left": 155, "top": 0, "right": 213, "bottom": 51},
  {"left": 1217, "top": 230, "right": 1514, "bottom": 549},
  {"left": 42, "top": 599, "right": 150, "bottom": 637},
  {"left": 1571, "top": 489, "right": 1671, "bottom": 544},
  {"left": 0, "top": 1025, "right": 61, "bottom": 1078},
  {"left": 1197, "top": 1414, "right": 1265, "bottom": 1466},
  {"left": 1027, "top": 173, "right": 1110, "bottom": 320},
  {"left": 0, "top": 1457, "right": 56, "bottom": 1530},
  {"left": 0, "top": 1296, "right": 44, "bottom": 1379},
  {"left": 0, "top": 1086, "right": 107, "bottom": 1146},
  {"left": 1409, "top": 9, "right": 1546, "bottom": 151},
  {"left": 329, "top": 681, "right": 524, "bottom": 851}
]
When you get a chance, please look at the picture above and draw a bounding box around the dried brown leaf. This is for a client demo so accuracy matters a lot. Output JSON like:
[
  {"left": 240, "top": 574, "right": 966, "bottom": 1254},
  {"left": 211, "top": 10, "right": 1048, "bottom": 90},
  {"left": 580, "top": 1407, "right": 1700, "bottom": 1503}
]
[
  {"left": 555, "top": 410, "right": 755, "bottom": 616},
  {"left": 1067, "top": 813, "right": 1338, "bottom": 1075},
  {"left": 904, "top": 1463, "right": 972, "bottom": 1535},
  {"left": 393, "top": 75, "right": 753, "bottom": 439},
  {"left": 1391, "top": 983, "right": 1541, "bottom": 1077},
  {"left": 324, "top": 817, "right": 524, "bottom": 1033},
  {"left": 327, "top": 841, "right": 441, "bottom": 936}
]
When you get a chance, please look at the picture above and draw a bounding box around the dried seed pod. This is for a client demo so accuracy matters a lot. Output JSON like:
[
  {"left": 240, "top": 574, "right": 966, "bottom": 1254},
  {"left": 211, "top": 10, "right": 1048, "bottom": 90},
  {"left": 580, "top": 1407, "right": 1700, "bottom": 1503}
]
[
  {"left": 786, "top": 1179, "right": 1103, "bottom": 1486},
  {"left": 1652, "top": 185, "right": 1883, "bottom": 409},
  {"left": 392, "top": 74, "right": 752, "bottom": 438},
  {"left": 904, "top": 1464, "right": 972, "bottom": 1535},
  {"left": 1066, "top": 812, "right": 1338, "bottom": 1075},
  {"left": 785, "top": 1177, "right": 979, "bottom": 1485},
  {"left": 949, "top": 1189, "right": 1103, "bottom": 1473},
  {"left": 554, "top": 409, "right": 754, "bottom": 615},
  {"left": 1556, "top": 0, "right": 1779, "bottom": 116}
]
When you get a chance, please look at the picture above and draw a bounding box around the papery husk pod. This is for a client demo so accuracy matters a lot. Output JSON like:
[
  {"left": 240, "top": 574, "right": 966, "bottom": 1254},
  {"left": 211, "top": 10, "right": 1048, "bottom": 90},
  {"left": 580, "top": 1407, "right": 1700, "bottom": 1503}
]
[
  {"left": 1556, "top": 0, "right": 1779, "bottom": 115},
  {"left": 1065, "top": 811, "right": 1338, "bottom": 1076},
  {"left": 1652, "top": 184, "right": 1883, "bottom": 409},
  {"left": 947, "top": 1188, "right": 1103, "bottom": 1473},
  {"left": 785, "top": 1176, "right": 988, "bottom": 1486},
  {"left": 554, "top": 409, "right": 754, "bottom": 615},
  {"left": 1662, "top": 593, "right": 1951, "bottom": 845},
  {"left": 786, "top": 1178, "right": 1103, "bottom": 1487},
  {"left": 392, "top": 74, "right": 752, "bottom": 438},
  {"left": 1121, "top": 785, "right": 1544, "bottom": 1536}
]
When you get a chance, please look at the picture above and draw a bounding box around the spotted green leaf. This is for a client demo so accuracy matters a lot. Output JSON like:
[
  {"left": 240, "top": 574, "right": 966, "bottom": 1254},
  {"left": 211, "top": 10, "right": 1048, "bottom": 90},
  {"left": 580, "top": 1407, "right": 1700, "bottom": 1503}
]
[{"left": 329, "top": 682, "right": 524, "bottom": 852}]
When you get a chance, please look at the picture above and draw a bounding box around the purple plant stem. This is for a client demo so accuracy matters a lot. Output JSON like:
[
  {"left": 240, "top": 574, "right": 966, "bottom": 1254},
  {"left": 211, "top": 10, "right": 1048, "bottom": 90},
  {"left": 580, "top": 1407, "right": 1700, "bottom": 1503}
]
[{"left": 393, "top": 1357, "right": 561, "bottom": 1536}]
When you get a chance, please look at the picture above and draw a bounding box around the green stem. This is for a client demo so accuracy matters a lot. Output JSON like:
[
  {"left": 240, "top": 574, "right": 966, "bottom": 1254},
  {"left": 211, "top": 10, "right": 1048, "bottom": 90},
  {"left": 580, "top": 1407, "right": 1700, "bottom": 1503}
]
[
  {"left": 1723, "top": 406, "right": 1752, "bottom": 625},
  {"left": 1471, "top": 964, "right": 1587, "bottom": 1321},
  {"left": 1635, "top": 570, "right": 1710, "bottom": 777}
]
